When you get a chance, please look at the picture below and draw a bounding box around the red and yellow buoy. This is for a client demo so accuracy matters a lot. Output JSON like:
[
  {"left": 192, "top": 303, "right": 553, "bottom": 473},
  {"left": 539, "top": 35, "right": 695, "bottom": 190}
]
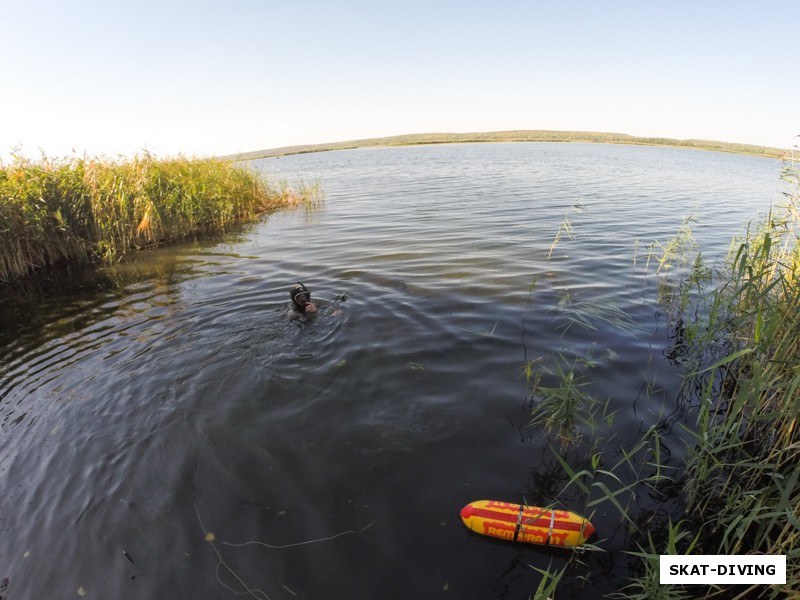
[{"left": 460, "top": 500, "right": 595, "bottom": 548}]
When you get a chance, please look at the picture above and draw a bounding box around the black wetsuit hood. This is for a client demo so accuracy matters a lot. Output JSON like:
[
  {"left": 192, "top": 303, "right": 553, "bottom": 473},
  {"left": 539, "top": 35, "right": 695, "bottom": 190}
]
[{"left": 290, "top": 283, "right": 311, "bottom": 311}]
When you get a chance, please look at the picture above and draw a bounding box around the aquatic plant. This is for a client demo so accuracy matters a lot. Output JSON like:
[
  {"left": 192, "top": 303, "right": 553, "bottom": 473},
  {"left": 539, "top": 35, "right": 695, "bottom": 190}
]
[
  {"left": 553, "top": 291, "right": 645, "bottom": 337},
  {"left": 623, "top": 159, "right": 800, "bottom": 598},
  {"left": 529, "top": 355, "right": 599, "bottom": 447},
  {"left": 525, "top": 160, "right": 800, "bottom": 597},
  {"left": 530, "top": 561, "right": 567, "bottom": 598},
  {"left": 0, "top": 152, "right": 322, "bottom": 282},
  {"left": 612, "top": 520, "right": 699, "bottom": 600},
  {"left": 547, "top": 213, "right": 575, "bottom": 261}
]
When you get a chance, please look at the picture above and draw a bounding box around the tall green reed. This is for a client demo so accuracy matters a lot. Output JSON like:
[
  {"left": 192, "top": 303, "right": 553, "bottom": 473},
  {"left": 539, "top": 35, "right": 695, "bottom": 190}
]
[
  {"left": 525, "top": 161, "right": 799, "bottom": 597},
  {"left": 0, "top": 152, "right": 322, "bottom": 282},
  {"left": 644, "top": 160, "right": 800, "bottom": 597}
]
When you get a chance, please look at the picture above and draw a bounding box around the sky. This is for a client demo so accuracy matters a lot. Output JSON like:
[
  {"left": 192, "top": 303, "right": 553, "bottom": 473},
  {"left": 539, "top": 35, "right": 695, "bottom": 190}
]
[{"left": 2, "top": 0, "right": 799, "bottom": 161}]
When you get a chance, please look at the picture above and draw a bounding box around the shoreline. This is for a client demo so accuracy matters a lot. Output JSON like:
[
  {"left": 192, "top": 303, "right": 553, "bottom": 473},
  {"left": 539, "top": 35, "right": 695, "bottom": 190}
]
[{"left": 221, "top": 130, "right": 787, "bottom": 161}]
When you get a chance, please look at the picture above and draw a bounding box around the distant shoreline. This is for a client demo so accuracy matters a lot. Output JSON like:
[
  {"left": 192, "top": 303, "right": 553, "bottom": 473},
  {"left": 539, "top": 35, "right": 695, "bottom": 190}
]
[{"left": 221, "top": 130, "right": 787, "bottom": 161}]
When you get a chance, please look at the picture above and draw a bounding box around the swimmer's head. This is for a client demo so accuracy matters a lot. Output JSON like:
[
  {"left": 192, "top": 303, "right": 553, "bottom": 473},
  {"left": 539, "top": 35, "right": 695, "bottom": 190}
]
[{"left": 290, "top": 283, "right": 311, "bottom": 310}]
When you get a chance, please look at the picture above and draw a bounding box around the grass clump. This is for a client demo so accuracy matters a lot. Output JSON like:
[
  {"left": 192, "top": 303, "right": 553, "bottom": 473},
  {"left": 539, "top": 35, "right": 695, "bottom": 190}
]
[
  {"left": 529, "top": 355, "right": 600, "bottom": 448},
  {"left": 0, "top": 152, "right": 321, "bottom": 282}
]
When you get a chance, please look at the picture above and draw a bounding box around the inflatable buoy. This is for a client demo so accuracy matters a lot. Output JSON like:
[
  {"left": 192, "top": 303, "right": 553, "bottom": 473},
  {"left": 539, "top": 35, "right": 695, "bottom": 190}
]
[{"left": 460, "top": 500, "right": 594, "bottom": 548}]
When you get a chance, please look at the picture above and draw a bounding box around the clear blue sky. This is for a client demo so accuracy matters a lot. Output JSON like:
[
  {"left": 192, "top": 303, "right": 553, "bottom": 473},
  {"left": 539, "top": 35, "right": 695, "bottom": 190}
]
[{"left": 2, "top": 0, "right": 798, "bottom": 160}]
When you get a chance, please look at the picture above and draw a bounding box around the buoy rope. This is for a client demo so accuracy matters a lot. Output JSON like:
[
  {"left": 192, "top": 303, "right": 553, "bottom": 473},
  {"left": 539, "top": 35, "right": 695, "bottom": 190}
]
[{"left": 512, "top": 504, "right": 525, "bottom": 542}]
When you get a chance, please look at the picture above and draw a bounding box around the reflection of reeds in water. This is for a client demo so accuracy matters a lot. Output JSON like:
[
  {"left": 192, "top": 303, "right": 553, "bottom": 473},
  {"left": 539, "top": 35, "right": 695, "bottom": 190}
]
[{"left": 0, "top": 153, "right": 323, "bottom": 282}]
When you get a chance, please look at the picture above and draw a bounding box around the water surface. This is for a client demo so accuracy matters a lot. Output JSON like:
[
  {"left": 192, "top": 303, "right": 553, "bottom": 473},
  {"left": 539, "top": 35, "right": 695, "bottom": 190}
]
[{"left": 0, "top": 143, "right": 784, "bottom": 598}]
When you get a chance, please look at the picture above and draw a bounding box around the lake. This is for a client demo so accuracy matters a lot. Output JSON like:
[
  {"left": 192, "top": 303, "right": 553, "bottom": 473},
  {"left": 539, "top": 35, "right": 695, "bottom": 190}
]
[{"left": 0, "top": 143, "right": 785, "bottom": 599}]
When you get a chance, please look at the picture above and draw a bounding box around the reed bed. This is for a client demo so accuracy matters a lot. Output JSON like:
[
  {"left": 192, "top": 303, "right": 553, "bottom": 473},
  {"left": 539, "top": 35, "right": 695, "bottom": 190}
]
[
  {"left": 0, "top": 153, "right": 320, "bottom": 282},
  {"left": 527, "top": 162, "right": 800, "bottom": 597},
  {"left": 669, "top": 162, "right": 800, "bottom": 597},
  {"left": 617, "top": 162, "right": 800, "bottom": 598}
]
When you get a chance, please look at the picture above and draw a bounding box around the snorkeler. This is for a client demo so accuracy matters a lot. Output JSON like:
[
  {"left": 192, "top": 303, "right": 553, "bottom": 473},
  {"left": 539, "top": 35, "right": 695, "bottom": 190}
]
[
  {"left": 290, "top": 282, "right": 317, "bottom": 317},
  {"left": 289, "top": 282, "right": 346, "bottom": 322}
]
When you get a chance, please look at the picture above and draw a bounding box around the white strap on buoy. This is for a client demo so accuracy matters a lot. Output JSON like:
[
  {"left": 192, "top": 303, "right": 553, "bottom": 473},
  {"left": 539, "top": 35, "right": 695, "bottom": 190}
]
[
  {"left": 513, "top": 504, "right": 525, "bottom": 542},
  {"left": 546, "top": 509, "right": 555, "bottom": 545}
]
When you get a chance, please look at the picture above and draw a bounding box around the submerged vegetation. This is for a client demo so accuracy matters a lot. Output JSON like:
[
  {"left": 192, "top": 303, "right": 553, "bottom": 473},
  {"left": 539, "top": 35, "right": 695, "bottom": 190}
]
[
  {"left": 527, "top": 161, "right": 800, "bottom": 597},
  {"left": 0, "top": 153, "right": 322, "bottom": 283}
]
